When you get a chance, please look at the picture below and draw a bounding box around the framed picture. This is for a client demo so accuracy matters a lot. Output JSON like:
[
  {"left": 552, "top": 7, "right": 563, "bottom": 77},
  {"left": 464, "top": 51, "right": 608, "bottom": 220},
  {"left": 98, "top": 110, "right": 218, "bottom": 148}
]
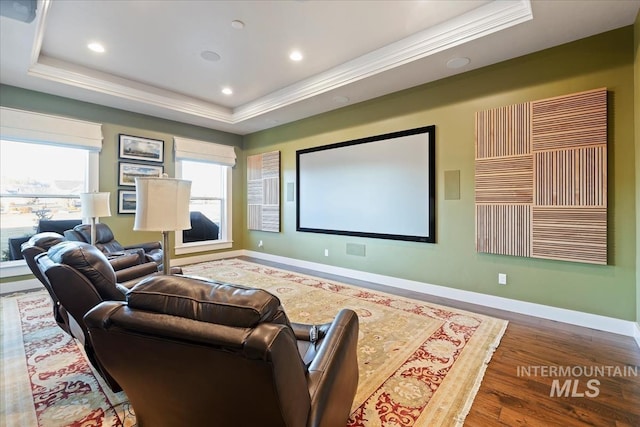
[
  {"left": 119, "top": 162, "right": 164, "bottom": 186},
  {"left": 118, "top": 190, "right": 137, "bottom": 214},
  {"left": 119, "top": 134, "right": 164, "bottom": 163}
]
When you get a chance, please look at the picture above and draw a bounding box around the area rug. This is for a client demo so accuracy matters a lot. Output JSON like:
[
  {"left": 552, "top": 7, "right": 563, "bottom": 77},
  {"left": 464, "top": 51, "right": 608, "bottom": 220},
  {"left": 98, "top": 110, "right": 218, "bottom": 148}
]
[
  {"left": 1, "top": 290, "right": 135, "bottom": 427},
  {"left": 1, "top": 258, "right": 507, "bottom": 426}
]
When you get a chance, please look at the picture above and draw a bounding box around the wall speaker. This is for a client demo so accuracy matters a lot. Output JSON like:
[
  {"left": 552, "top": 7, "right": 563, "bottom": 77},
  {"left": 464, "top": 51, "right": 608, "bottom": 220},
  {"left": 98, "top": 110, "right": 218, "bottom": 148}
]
[
  {"left": 286, "top": 182, "right": 295, "bottom": 202},
  {"left": 444, "top": 170, "right": 461, "bottom": 200}
]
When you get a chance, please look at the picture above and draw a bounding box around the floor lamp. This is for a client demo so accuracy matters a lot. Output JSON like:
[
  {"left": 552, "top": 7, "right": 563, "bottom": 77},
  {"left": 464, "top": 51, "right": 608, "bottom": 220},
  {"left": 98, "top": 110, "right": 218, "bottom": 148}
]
[
  {"left": 80, "top": 192, "right": 111, "bottom": 246},
  {"left": 134, "top": 176, "right": 191, "bottom": 275}
]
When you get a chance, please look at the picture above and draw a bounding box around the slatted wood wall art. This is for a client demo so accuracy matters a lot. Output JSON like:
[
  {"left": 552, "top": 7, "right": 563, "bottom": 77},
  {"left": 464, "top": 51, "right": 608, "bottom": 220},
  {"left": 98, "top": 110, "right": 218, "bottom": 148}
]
[
  {"left": 247, "top": 151, "right": 280, "bottom": 232},
  {"left": 475, "top": 88, "right": 607, "bottom": 264}
]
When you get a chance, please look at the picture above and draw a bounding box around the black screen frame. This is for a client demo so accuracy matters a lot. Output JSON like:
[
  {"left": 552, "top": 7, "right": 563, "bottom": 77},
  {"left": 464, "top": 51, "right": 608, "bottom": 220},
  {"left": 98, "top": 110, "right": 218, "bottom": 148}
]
[{"left": 296, "top": 125, "right": 436, "bottom": 243}]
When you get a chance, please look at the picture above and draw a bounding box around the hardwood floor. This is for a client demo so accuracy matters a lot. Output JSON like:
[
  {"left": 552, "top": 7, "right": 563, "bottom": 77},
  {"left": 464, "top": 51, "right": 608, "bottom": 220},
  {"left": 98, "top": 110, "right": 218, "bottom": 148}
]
[{"left": 242, "top": 257, "right": 640, "bottom": 426}]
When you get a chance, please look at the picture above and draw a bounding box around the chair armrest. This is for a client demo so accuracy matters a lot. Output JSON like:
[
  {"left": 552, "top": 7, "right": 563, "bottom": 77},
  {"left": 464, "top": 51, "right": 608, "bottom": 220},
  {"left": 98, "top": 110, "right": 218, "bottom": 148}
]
[
  {"left": 290, "top": 321, "right": 332, "bottom": 342},
  {"left": 115, "top": 262, "right": 159, "bottom": 283},
  {"left": 124, "top": 241, "right": 162, "bottom": 252},
  {"left": 306, "top": 309, "right": 359, "bottom": 427},
  {"left": 144, "top": 250, "right": 163, "bottom": 265},
  {"left": 108, "top": 253, "right": 141, "bottom": 271}
]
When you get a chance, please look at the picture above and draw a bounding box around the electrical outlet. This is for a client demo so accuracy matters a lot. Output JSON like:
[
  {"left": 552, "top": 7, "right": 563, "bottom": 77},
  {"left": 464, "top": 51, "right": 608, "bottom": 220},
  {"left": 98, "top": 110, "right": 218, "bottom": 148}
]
[
  {"left": 498, "top": 273, "right": 507, "bottom": 285},
  {"left": 324, "top": 249, "right": 329, "bottom": 257},
  {"left": 258, "top": 240, "right": 263, "bottom": 248}
]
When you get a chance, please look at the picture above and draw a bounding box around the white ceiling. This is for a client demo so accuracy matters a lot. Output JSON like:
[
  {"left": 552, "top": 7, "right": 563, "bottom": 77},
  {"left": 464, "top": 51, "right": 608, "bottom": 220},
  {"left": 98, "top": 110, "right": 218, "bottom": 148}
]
[{"left": 1, "top": 0, "right": 638, "bottom": 135}]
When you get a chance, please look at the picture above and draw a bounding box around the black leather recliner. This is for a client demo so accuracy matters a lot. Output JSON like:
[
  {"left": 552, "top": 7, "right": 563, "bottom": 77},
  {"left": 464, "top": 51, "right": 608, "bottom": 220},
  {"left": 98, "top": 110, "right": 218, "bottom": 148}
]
[
  {"left": 85, "top": 275, "right": 360, "bottom": 427},
  {"left": 64, "top": 223, "right": 163, "bottom": 265}
]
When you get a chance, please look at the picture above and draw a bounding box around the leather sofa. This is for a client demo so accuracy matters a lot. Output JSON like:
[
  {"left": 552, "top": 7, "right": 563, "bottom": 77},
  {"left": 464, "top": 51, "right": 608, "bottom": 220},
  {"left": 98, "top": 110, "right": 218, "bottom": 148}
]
[
  {"left": 64, "top": 223, "right": 163, "bottom": 265},
  {"left": 85, "top": 275, "right": 360, "bottom": 427}
]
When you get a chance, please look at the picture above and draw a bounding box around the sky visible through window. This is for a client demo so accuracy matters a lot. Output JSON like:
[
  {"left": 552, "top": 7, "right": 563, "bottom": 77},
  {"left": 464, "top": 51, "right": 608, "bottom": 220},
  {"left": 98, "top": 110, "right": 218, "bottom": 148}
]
[
  {"left": 0, "top": 140, "right": 87, "bottom": 260},
  {"left": 181, "top": 160, "right": 222, "bottom": 198},
  {"left": 1, "top": 140, "right": 87, "bottom": 193}
]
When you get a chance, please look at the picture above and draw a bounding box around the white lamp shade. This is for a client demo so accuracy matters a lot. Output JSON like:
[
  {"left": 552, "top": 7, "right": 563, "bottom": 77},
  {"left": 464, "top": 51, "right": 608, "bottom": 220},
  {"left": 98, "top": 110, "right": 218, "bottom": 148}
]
[
  {"left": 80, "top": 192, "right": 111, "bottom": 218},
  {"left": 134, "top": 177, "right": 192, "bottom": 232}
]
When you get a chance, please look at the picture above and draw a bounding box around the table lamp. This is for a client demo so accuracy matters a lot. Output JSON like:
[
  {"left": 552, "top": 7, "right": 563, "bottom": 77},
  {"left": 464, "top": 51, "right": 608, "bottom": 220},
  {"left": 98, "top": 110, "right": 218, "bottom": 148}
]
[
  {"left": 134, "top": 176, "right": 191, "bottom": 275},
  {"left": 80, "top": 192, "right": 111, "bottom": 245}
]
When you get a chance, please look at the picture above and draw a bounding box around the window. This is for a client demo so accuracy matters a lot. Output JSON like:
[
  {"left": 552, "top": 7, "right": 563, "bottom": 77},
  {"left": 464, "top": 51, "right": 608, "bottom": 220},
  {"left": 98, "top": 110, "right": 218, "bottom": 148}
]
[
  {"left": 0, "top": 107, "right": 102, "bottom": 274},
  {"left": 174, "top": 137, "right": 235, "bottom": 254}
]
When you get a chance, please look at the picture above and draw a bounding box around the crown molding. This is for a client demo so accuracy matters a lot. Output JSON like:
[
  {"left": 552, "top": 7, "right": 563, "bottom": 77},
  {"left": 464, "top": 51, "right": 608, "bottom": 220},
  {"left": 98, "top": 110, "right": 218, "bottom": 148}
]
[
  {"left": 28, "top": 0, "right": 532, "bottom": 127},
  {"left": 28, "top": 57, "right": 233, "bottom": 122},
  {"left": 233, "top": 0, "right": 533, "bottom": 121}
]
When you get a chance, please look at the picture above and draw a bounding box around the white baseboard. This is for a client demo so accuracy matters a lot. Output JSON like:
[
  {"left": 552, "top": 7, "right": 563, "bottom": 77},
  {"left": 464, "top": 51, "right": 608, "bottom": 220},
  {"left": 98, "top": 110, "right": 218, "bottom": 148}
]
[
  {"left": 244, "top": 250, "right": 640, "bottom": 343},
  {"left": 0, "top": 278, "right": 42, "bottom": 295}
]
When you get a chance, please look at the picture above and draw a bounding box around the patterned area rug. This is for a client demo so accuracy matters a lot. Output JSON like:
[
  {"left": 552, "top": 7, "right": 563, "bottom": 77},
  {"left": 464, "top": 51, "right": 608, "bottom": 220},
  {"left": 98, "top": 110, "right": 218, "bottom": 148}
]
[
  {"left": 1, "top": 258, "right": 507, "bottom": 426},
  {"left": 1, "top": 290, "right": 135, "bottom": 427}
]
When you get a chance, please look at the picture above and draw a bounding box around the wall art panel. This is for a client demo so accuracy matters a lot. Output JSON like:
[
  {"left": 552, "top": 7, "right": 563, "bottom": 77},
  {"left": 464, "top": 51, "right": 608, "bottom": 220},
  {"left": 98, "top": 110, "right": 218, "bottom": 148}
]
[
  {"left": 247, "top": 151, "right": 280, "bottom": 232},
  {"left": 475, "top": 88, "right": 607, "bottom": 264},
  {"left": 476, "top": 204, "right": 531, "bottom": 257}
]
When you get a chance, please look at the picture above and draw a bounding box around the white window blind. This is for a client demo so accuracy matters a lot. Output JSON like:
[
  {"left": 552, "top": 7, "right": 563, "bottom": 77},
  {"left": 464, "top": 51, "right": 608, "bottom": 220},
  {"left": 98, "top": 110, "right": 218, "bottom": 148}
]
[
  {"left": 174, "top": 136, "right": 236, "bottom": 166},
  {"left": 0, "top": 107, "right": 103, "bottom": 151}
]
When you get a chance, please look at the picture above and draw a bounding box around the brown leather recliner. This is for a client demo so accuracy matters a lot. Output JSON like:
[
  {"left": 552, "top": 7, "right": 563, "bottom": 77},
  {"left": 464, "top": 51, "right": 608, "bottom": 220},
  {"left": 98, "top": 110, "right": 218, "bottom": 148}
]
[
  {"left": 64, "top": 223, "right": 163, "bottom": 265},
  {"left": 21, "top": 233, "right": 161, "bottom": 336},
  {"left": 21, "top": 232, "right": 70, "bottom": 333},
  {"left": 85, "top": 275, "right": 360, "bottom": 427},
  {"left": 35, "top": 241, "right": 164, "bottom": 392}
]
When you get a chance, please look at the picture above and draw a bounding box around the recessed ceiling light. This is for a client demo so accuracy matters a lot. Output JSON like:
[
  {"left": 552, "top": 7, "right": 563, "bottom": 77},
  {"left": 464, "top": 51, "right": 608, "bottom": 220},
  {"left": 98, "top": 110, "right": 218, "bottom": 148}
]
[
  {"left": 446, "top": 57, "right": 470, "bottom": 69},
  {"left": 231, "top": 20, "right": 245, "bottom": 30},
  {"left": 222, "top": 87, "right": 233, "bottom": 95},
  {"left": 87, "top": 42, "right": 105, "bottom": 53},
  {"left": 289, "top": 50, "right": 303, "bottom": 61},
  {"left": 201, "top": 50, "right": 221, "bottom": 62}
]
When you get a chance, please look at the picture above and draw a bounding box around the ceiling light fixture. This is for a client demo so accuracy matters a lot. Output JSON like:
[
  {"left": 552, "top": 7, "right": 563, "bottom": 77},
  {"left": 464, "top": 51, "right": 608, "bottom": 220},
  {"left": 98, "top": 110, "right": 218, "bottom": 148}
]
[
  {"left": 231, "top": 20, "right": 245, "bottom": 30},
  {"left": 201, "top": 50, "right": 221, "bottom": 62},
  {"left": 446, "top": 57, "right": 470, "bottom": 69},
  {"left": 222, "top": 87, "right": 233, "bottom": 95},
  {"left": 289, "top": 50, "right": 303, "bottom": 61},
  {"left": 87, "top": 42, "right": 105, "bottom": 53}
]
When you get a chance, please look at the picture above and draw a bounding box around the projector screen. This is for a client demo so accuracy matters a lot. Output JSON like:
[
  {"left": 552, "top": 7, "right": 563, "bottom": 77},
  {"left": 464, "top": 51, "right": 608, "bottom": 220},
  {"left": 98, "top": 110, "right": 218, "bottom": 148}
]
[{"left": 296, "top": 125, "right": 435, "bottom": 243}]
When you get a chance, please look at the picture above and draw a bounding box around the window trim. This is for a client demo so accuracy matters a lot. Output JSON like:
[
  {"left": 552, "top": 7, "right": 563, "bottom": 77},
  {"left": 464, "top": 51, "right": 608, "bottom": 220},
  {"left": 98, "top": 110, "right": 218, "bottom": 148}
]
[
  {"left": 0, "top": 108, "right": 102, "bottom": 276},
  {"left": 174, "top": 160, "right": 233, "bottom": 254}
]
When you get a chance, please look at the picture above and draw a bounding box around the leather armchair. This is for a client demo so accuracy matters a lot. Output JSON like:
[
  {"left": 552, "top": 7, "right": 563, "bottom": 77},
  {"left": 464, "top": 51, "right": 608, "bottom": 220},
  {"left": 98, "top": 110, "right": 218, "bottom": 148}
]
[
  {"left": 64, "top": 223, "right": 163, "bottom": 265},
  {"left": 21, "top": 232, "right": 70, "bottom": 333},
  {"left": 85, "top": 275, "right": 360, "bottom": 427},
  {"left": 35, "top": 241, "right": 165, "bottom": 392}
]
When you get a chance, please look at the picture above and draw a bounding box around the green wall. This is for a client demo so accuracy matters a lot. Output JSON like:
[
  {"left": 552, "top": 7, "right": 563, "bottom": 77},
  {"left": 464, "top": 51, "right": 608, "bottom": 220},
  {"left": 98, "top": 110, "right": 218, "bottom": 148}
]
[
  {"left": 634, "top": 11, "right": 640, "bottom": 326},
  {"left": 0, "top": 85, "right": 244, "bottom": 283},
  {"left": 244, "top": 27, "right": 637, "bottom": 321}
]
